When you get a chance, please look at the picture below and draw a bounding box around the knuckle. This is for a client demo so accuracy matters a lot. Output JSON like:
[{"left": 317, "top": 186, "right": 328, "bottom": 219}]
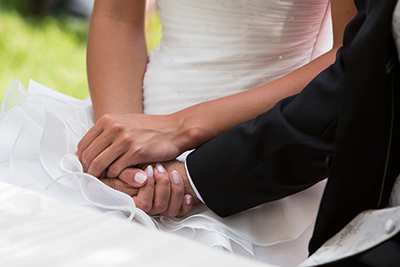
[
  {"left": 89, "top": 158, "right": 104, "bottom": 175},
  {"left": 154, "top": 200, "right": 168, "bottom": 213},
  {"left": 81, "top": 150, "right": 90, "bottom": 164},
  {"left": 155, "top": 173, "right": 169, "bottom": 184},
  {"left": 77, "top": 141, "right": 83, "bottom": 152},
  {"left": 171, "top": 181, "right": 184, "bottom": 193},
  {"left": 119, "top": 133, "right": 133, "bottom": 145},
  {"left": 107, "top": 170, "right": 116, "bottom": 179},
  {"left": 132, "top": 148, "right": 146, "bottom": 162},
  {"left": 109, "top": 122, "right": 125, "bottom": 134},
  {"left": 135, "top": 147, "right": 145, "bottom": 157},
  {"left": 146, "top": 177, "right": 155, "bottom": 190},
  {"left": 99, "top": 114, "right": 112, "bottom": 123},
  {"left": 138, "top": 200, "right": 152, "bottom": 213},
  {"left": 107, "top": 164, "right": 120, "bottom": 178}
]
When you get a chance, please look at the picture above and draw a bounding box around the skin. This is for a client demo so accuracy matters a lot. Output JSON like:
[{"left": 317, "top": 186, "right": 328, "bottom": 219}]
[
  {"left": 78, "top": 0, "right": 357, "bottom": 216},
  {"left": 100, "top": 162, "right": 197, "bottom": 216}
]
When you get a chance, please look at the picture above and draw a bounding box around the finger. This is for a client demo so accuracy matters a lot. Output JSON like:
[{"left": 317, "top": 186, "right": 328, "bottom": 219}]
[
  {"left": 77, "top": 115, "right": 110, "bottom": 164},
  {"left": 77, "top": 126, "right": 101, "bottom": 159},
  {"left": 99, "top": 178, "right": 139, "bottom": 196},
  {"left": 80, "top": 115, "right": 129, "bottom": 175},
  {"left": 86, "top": 141, "right": 128, "bottom": 178},
  {"left": 99, "top": 169, "right": 107, "bottom": 179},
  {"left": 118, "top": 167, "right": 150, "bottom": 188},
  {"left": 80, "top": 130, "right": 113, "bottom": 173},
  {"left": 106, "top": 143, "right": 151, "bottom": 178},
  {"left": 133, "top": 174, "right": 155, "bottom": 213},
  {"left": 94, "top": 129, "right": 145, "bottom": 178},
  {"left": 177, "top": 194, "right": 193, "bottom": 218},
  {"left": 159, "top": 170, "right": 184, "bottom": 217},
  {"left": 148, "top": 163, "right": 171, "bottom": 215},
  {"left": 106, "top": 151, "right": 138, "bottom": 178}
]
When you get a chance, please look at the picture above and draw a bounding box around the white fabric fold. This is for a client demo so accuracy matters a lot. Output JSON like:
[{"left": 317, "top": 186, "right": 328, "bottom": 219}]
[
  {"left": 0, "top": 1, "right": 333, "bottom": 265},
  {"left": 0, "top": 80, "right": 325, "bottom": 265}
]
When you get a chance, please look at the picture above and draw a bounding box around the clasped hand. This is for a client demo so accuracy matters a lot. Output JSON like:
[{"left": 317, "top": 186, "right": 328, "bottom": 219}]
[
  {"left": 99, "top": 162, "right": 197, "bottom": 217},
  {"left": 77, "top": 113, "right": 197, "bottom": 217},
  {"left": 77, "top": 113, "right": 182, "bottom": 178}
]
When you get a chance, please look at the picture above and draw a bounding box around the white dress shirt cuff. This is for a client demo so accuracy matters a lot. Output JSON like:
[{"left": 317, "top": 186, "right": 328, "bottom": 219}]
[{"left": 184, "top": 160, "right": 205, "bottom": 203}]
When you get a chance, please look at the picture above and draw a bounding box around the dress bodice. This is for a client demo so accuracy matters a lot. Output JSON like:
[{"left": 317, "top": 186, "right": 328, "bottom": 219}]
[{"left": 143, "top": 0, "right": 331, "bottom": 114}]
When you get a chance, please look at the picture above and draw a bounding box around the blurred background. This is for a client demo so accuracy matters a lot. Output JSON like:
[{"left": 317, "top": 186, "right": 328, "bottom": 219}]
[{"left": 0, "top": 0, "right": 161, "bottom": 102}]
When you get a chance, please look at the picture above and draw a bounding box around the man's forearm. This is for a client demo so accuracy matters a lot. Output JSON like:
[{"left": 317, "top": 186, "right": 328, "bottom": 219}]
[{"left": 185, "top": 53, "right": 346, "bottom": 217}]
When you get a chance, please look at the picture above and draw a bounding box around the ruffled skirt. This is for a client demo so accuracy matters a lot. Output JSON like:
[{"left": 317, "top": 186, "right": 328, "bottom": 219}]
[{"left": 0, "top": 80, "right": 326, "bottom": 266}]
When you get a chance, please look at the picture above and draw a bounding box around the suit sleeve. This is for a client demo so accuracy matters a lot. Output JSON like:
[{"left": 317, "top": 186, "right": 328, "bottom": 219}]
[{"left": 186, "top": 49, "right": 346, "bottom": 217}]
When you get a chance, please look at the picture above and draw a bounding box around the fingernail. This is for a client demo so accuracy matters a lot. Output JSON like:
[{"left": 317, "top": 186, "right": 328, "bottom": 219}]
[
  {"left": 171, "top": 170, "right": 180, "bottom": 183},
  {"left": 134, "top": 172, "right": 147, "bottom": 184},
  {"left": 156, "top": 163, "right": 166, "bottom": 173},
  {"left": 145, "top": 165, "right": 154, "bottom": 177},
  {"left": 185, "top": 195, "right": 192, "bottom": 205}
]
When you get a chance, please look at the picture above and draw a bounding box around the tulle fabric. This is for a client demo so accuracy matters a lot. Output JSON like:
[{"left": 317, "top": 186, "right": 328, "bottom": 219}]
[
  {"left": 0, "top": 80, "right": 156, "bottom": 229},
  {"left": 0, "top": 80, "right": 326, "bottom": 266},
  {"left": 0, "top": 0, "right": 332, "bottom": 266}
]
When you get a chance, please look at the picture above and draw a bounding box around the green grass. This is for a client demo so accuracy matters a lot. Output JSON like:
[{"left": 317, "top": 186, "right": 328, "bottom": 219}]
[{"left": 0, "top": 6, "right": 162, "bottom": 103}]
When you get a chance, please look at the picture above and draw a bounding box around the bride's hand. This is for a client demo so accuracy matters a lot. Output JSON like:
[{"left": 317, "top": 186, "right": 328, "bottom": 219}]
[
  {"left": 77, "top": 113, "right": 184, "bottom": 178},
  {"left": 101, "top": 163, "right": 194, "bottom": 217}
]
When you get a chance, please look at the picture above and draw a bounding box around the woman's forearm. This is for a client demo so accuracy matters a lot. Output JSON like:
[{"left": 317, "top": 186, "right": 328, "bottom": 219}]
[
  {"left": 172, "top": 48, "right": 338, "bottom": 151},
  {"left": 87, "top": 1, "right": 148, "bottom": 120}
]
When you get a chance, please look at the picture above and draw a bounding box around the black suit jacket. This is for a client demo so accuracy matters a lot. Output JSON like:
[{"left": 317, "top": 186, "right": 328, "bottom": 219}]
[
  {"left": 309, "top": 0, "right": 400, "bottom": 254},
  {"left": 186, "top": 0, "right": 400, "bottom": 254}
]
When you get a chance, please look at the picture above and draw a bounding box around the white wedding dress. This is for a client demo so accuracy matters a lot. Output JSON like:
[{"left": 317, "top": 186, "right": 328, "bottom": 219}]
[{"left": 0, "top": 1, "right": 332, "bottom": 266}]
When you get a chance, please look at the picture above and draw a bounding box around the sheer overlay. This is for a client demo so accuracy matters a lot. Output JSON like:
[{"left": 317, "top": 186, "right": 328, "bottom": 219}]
[{"left": 0, "top": 1, "right": 332, "bottom": 266}]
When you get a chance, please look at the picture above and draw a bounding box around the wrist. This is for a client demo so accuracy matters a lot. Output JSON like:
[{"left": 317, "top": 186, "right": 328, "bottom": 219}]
[
  {"left": 170, "top": 109, "right": 213, "bottom": 152},
  {"left": 168, "top": 112, "right": 196, "bottom": 152}
]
